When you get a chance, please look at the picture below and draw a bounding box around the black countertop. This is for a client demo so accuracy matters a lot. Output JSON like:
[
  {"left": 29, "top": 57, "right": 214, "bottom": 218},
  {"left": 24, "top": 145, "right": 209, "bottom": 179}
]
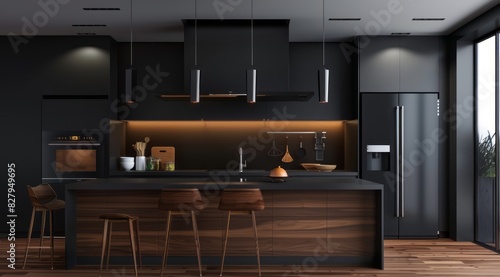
[
  {"left": 66, "top": 175, "right": 381, "bottom": 191},
  {"left": 108, "top": 169, "right": 358, "bottom": 178}
]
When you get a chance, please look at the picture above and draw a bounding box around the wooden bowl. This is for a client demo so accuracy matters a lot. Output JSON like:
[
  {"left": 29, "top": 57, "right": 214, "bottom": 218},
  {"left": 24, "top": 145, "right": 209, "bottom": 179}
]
[
  {"left": 315, "top": 164, "right": 337, "bottom": 172},
  {"left": 301, "top": 163, "right": 321, "bottom": 171}
]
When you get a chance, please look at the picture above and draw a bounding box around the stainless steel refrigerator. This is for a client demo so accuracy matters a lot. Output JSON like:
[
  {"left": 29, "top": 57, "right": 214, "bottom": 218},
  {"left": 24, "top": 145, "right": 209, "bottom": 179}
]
[{"left": 360, "top": 93, "right": 439, "bottom": 238}]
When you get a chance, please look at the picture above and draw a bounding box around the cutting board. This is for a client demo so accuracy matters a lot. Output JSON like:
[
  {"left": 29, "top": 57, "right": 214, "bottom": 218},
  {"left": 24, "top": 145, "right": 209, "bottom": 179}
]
[{"left": 151, "top": 146, "right": 175, "bottom": 165}]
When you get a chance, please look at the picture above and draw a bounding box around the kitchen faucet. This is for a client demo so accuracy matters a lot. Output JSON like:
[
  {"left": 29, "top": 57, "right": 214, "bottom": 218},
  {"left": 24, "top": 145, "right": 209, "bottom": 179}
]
[{"left": 239, "top": 147, "right": 247, "bottom": 172}]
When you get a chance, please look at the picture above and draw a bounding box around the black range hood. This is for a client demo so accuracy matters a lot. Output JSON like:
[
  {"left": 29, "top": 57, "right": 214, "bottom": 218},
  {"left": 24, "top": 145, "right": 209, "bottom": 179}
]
[{"left": 158, "top": 19, "right": 314, "bottom": 101}]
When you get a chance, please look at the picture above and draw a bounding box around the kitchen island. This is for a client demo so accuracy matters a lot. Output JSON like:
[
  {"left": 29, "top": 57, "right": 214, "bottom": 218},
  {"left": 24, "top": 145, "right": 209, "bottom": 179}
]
[{"left": 65, "top": 176, "right": 383, "bottom": 269}]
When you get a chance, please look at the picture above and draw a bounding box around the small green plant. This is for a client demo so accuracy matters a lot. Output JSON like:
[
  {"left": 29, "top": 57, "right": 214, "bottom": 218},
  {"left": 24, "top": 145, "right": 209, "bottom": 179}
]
[{"left": 478, "top": 131, "right": 496, "bottom": 177}]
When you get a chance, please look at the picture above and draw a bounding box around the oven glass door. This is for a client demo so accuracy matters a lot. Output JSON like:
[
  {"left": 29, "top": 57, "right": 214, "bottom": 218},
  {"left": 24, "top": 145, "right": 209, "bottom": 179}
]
[
  {"left": 42, "top": 132, "right": 104, "bottom": 180},
  {"left": 55, "top": 149, "right": 97, "bottom": 172}
]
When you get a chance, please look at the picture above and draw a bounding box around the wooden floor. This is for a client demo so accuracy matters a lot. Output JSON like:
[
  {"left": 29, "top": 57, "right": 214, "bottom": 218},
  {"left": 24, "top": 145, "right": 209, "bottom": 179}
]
[{"left": 1, "top": 238, "right": 499, "bottom": 276}]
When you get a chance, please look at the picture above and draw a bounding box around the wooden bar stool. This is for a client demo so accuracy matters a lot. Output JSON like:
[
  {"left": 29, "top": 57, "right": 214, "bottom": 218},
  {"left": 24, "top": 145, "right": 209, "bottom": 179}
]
[
  {"left": 218, "top": 188, "right": 265, "bottom": 277},
  {"left": 98, "top": 213, "right": 142, "bottom": 277},
  {"left": 23, "top": 183, "right": 65, "bottom": 269},
  {"left": 158, "top": 188, "right": 206, "bottom": 277}
]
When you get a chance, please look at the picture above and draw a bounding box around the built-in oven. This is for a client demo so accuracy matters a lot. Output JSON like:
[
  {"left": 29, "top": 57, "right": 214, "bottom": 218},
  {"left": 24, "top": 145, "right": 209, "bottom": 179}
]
[
  {"left": 42, "top": 131, "right": 106, "bottom": 235},
  {"left": 42, "top": 131, "right": 106, "bottom": 181}
]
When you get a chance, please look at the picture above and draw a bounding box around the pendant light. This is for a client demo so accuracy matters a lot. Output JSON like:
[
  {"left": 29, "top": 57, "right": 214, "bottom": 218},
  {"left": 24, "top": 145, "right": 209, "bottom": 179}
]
[
  {"left": 318, "top": 0, "right": 329, "bottom": 103},
  {"left": 247, "top": 0, "right": 257, "bottom": 103},
  {"left": 190, "top": 0, "right": 200, "bottom": 103},
  {"left": 125, "top": 0, "right": 137, "bottom": 104}
]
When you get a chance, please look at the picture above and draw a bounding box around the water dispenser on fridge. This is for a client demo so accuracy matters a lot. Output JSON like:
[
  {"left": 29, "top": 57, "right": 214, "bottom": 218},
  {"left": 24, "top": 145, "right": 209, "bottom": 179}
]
[{"left": 366, "top": 145, "right": 390, "bottom": 171}]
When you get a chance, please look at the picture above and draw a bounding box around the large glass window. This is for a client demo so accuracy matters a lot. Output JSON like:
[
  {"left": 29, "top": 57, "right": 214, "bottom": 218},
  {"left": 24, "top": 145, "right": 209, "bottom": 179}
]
[{"left": 476, "top": 34, "right": 498, "bottom": 251}]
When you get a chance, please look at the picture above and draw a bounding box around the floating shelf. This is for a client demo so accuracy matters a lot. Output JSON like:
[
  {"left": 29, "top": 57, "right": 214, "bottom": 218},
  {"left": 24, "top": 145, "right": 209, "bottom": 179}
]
[{"left": 156, "top": 91, "right": 314, "bottom": 101}]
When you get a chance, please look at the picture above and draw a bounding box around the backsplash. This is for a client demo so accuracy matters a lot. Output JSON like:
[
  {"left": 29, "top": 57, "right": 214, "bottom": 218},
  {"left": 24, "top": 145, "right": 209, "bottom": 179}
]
[{"left": 112, "top": 120, "right": 346, "bottom": 171}]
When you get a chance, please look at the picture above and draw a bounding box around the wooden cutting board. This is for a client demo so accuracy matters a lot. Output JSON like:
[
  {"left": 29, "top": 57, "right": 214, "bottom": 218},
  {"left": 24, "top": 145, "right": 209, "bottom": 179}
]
[{"left": 151, "top": 146, "right": 175, "bottom": 165}]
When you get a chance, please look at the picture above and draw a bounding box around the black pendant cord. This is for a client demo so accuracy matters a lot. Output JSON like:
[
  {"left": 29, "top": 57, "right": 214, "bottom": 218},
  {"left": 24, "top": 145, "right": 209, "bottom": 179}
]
[
  {"left": 251, "top": 0, "right": 254, "bottom": 66},
  {"left": 322, "top": 0, "right": 325, "bottom": 66},
  {"left": 130, "top": 0, "right": 133, "bottom": 67},
  {"left": 194, "top": 0, "right": 198, "bottom": 67}
]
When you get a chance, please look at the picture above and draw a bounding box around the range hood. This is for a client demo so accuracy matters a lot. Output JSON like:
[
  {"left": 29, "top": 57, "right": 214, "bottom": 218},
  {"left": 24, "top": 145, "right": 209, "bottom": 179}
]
[{"left": 158, "top": 19, "right": 314, "bottom": 101}]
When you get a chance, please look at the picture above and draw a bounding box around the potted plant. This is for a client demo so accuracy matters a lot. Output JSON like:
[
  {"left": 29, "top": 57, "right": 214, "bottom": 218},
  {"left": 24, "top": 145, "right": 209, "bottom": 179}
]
[
  {"left": 478, "top": 131, "right": 495, "bottom": 178},
  {"left": 477, "top": 131, "right": 495, "bottom": 243}
]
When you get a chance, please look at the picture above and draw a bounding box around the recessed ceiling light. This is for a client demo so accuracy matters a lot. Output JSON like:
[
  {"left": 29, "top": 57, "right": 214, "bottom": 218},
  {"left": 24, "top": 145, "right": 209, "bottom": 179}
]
[
  {"left": 83, "top": 8, "right": 121, "bottom": 11},
  {"left": 412, "top": 18, "right": 445, "bottom": 21},
  {"left": 72, "top": 24, "right": 107, "bottom": 27},
  {"left": 391, "top": 32, "right": 411, "bottom": 35},
  {"left": 329, "top": 18, "right": 361, "bottom": 21}
]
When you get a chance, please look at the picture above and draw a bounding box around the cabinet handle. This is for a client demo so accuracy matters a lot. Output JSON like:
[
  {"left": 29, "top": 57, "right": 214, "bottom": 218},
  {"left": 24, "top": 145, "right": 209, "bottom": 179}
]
[
  {"left": 400, "top": 106, "right": 405, "bottom": 218},
  {"left": 395, "top": 106, "right": 400, "bottom": 218}
]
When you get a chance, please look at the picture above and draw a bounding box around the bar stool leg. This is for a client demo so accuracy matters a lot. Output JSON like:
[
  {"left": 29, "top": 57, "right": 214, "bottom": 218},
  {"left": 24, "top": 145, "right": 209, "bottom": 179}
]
[
  {"left": 251, "top": 211, "right": 261, "bottom": 277},
  {"left": 99, "top": 219, "right": 109, "bottom": 277},
  {"left": 191, "top": 211, "right": 203, "bottom": 277},
  {"left": 128, "top": 219, "right": 138, "bottom": 277},
  {"left": 133, "top": 218, "right": 142, "bottom": 269},
  {"left": 39, "top": 210, "right": 47, "bottom": 258},
  {"left": 160, "top": 211, "right": 173, "bottom": 277},
  {"left": 23, "top": 207, "right": 36, "bottom": 269},
  {"left": 49, "top": 211, "right": 54, "bottom": 269},
  {"left": 105, "top": 222, "right": 113, "bottom": 270},
  {"left": 220, "top": 211, "right": 232, "bottom": 277}
]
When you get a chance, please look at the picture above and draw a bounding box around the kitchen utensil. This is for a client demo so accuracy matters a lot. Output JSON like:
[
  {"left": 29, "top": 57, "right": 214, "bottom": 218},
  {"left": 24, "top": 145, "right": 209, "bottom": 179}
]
[
  {"left": 267, "top": 136, "right": 283, "bottom": 157},
  {"left": 144, "top": 136, "right": 150, "bottom": 143},
  {"left": 281, "top": 136, "right": 293, "bottom": 163},
  {"left": 296, "top": 136, "right": 306, "bottom": 158},
  {"left": 132, "top": 144, "right": 140, "bottom": 155},
  {"left": 134, "top": 140, "right": 148, "bottom": 156}
]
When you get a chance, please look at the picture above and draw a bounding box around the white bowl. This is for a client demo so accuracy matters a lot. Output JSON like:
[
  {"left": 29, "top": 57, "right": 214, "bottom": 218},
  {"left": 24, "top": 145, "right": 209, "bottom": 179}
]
[
  {"left": 120, "top": 157, "right": 134, "bottom": 162},
  {"left": 120, "top": 160, "right": 135, "bottom": 171}
]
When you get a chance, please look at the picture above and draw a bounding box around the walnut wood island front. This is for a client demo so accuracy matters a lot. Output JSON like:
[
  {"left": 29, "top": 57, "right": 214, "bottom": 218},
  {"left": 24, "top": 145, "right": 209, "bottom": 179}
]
[{"left": 65, "top": 176, "right": 384, "bottom": 269}]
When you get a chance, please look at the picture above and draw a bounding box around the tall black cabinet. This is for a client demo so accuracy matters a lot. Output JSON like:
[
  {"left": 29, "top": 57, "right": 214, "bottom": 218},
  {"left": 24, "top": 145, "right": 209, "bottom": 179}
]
[{"left": 360, "top": 93, "right": 439, "bottom": 238}]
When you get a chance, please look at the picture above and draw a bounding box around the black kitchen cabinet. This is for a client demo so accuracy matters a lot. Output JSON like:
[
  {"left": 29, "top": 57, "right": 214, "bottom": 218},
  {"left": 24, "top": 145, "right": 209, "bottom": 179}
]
[
  {"left": 359, "top": 36, "right": 440, "bottom": 93},
  {"left": 359, "top": 37, "right": 400, "bottom": 92}
]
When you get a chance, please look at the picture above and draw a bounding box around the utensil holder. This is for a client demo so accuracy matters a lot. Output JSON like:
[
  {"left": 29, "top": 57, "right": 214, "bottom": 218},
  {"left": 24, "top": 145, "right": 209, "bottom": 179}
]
[{"left": 135, "top": 156, "right": 146, "bottom": 171}]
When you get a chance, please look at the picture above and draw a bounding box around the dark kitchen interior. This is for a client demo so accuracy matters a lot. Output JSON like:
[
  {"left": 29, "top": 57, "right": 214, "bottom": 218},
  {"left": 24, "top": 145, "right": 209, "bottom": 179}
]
[{"left": 1, "top": 0, "right": 500, "bottom": 275}]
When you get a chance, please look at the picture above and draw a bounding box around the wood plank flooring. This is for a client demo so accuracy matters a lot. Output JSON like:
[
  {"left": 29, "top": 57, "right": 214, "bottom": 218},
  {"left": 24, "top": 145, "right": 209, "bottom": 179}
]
[{"left": 1, "top": 238, "right": 499, "bottom": 276}]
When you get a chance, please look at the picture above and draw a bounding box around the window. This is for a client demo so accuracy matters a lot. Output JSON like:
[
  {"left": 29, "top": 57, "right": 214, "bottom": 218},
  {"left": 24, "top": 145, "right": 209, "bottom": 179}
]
[{"left": 475, "top": 34, "right": 498, "bottom": 251}]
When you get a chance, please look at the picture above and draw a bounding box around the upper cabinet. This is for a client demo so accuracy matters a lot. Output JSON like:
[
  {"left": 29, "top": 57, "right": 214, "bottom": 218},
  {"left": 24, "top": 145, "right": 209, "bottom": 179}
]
[
  {"left": 359, "top": 36, "right": 440, "bottom": 93},
  {"left": 34, "top": 36, "right": 116, "bottom": 96}
]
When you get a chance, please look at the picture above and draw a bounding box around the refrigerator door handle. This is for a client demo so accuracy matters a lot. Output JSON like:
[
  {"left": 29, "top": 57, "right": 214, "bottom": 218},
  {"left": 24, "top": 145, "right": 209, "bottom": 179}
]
[
  {"left": 400, "top": 105, "right": 405, "bottom": 218},
  {"left": 395, "top": 106, "right": 400, "bottom": 218}
]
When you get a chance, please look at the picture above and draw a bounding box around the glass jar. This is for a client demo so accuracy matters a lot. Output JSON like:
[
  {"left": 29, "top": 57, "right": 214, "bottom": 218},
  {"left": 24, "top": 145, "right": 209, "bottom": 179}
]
[
  {"left": 146, "top": 156, "right": 155, "bottom": 171},
  {"left": 154, "top": 158, "right": 161, "bottom": 171},
  {"left": 165, "top": 161, "right": 175, "bottom": 171}
]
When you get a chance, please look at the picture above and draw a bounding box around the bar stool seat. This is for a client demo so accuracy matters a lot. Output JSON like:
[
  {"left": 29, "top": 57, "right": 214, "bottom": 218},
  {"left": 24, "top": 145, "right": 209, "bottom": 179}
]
[
  {"left": 99, "top": 213, "right": 141, "bottom": 277},
  {"left": 158, "top": 188, "right": 205, "bottom": 277},
  {"left": 218, "top": 188, "right": 265, "bottom": 277},
  {"left": 23, "top": 183, "right": 65, "bottom": 269}
]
